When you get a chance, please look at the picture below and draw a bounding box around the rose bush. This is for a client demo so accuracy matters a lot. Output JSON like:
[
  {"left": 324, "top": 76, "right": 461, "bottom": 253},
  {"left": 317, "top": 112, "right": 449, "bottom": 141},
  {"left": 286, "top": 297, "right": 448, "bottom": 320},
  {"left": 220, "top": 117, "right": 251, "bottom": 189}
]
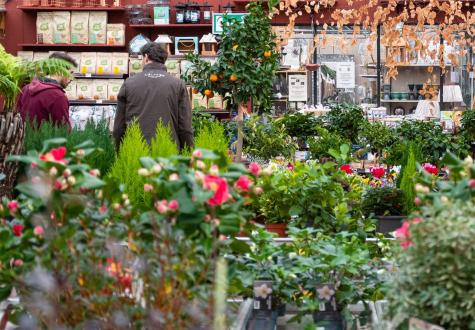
[{"left": 0, "top": 140, "right": 261, "bottom": 328}]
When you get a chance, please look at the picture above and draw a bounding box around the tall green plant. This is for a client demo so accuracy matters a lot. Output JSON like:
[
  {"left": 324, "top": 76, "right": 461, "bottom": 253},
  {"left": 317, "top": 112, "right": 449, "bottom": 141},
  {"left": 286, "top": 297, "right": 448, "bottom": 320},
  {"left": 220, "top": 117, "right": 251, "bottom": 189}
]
[
  {"left": 109, "top": 122, "right": 150, "bottom": 206},
  {"left": 194, "top": 121, "right": 229, "bottom": 160},
  {"left": 399, "top": 144, "right": 417, "bottom": 213},
  {"left": 150, "top": 121, "right": 178, "bottom": 158}
]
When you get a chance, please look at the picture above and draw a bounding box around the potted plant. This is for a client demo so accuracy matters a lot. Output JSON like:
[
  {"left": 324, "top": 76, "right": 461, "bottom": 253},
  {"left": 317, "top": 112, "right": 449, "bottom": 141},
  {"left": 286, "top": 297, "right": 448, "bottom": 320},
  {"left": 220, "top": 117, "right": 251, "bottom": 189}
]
[
  {"left": 307, "top": 126, "right": 350, "bottom": 162},
  {"left": 0, "top": 46, "right": 73, "bottom": 197},
  {"left": 460, "top": 110, "right": 475, "bottom": 156},
  {"left": 182, "top": 1, "right": 280, "bottom": 162},
  {"left": 323, "top": 103, "right": 365, "bottom": 144},
  {"left": 362, "top": 186, "right": 405, "bottom": 233}
]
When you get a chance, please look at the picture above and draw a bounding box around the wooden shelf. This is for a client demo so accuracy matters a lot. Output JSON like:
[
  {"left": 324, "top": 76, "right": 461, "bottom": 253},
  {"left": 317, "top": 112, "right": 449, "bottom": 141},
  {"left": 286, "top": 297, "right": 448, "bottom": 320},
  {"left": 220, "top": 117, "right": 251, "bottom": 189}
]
[
  {"left": 17, "top": 5, "right": 125, "bottom": 10},
  {"left": 20, "top": 43, "right": 125, "bottom": 48},
  {"left": 73, "top": 73, "right": 126, "bottom": 79},
  {"left": 69, "top": 100, "right": 117, "bottom": 105},
  {"left": 381, "top": 99, "right": 420, "bottom": 103},
  {"left": 130, "top": 23, "right": 212, "bottom": 28}
]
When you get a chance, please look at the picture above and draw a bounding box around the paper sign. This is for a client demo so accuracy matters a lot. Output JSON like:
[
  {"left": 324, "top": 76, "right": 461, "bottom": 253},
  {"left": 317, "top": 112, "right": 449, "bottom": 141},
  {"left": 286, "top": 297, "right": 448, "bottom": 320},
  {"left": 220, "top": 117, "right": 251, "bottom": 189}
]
[
  {"left": 336, "top": 62, "right": 355, "bottom": 89},
  {"left": 212, "top": 13, "right": 249, "bottom": 34},
  {"left": 288, "top": 74, "right": 307, "bottom": 102}
]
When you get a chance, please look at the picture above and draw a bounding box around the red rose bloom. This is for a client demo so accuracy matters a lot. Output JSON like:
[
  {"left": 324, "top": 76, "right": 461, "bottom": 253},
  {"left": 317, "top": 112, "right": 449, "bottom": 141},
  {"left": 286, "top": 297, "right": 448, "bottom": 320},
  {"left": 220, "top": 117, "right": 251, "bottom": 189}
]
[
  {"left": 235, "top": 175, "right": 252, "bottom": 192},
  {"left": 203, "top": 175, "right": 230, "bottom": 206},
  {"left": 39, "top": 146, "right": 68, "bottom": 164},
  {"left": 422, "top": 163, "right": 438, "bottom": 176},
  {"left": 340, "top": 164, "right": 353, "bottom": 174},
  {"left": 12, "top": 224, "right": 24, "bottom": 237},
  {"left": 371, "top": 167, "right": 385, "bottom": 179}
]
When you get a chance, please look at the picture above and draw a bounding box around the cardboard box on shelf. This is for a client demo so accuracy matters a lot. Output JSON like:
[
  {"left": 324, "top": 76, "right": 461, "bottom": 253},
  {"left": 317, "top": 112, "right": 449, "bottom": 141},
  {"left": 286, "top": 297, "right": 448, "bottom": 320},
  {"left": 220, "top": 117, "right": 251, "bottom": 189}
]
[
  {"left": 111, "top": 52, "right": 129, "bottom": 74},
  {"left": 165, "top": 60, "right": 180, "bottom": 79},
  {"left": 65, "top": 80, "right": 77, "bottom": 100},
  {"left": 129, "top": 57, "right": 143, "bottom": 76},
  {"left": 71, "top": 12, "right": 89, "bottom": 45},
  {"left": 17, "top": 51, "right": 34, "bottom": 62},
  {"left": 67, "top": 52, "right": 82, "bottom": 73},
  {"left": 107, "top": 79, "right": 124, "bottom": 101},
  {"left": 80, "top": 52, "right": 96, "bottom": 74},
  {"left": 36, "top": 12, "right": 53, "bottom": 44},
  {"left": 207, "top": 94, "right": 223, "bottom": 109},
  {"left": 89, "top": 11, "right": 107, "bottom": 45},
  {"left": 191, "top": 92, "right": 208, "bottom": 110},
  {"left": 106, "top": 24, "right": 125, "bottom": 46},
  {"left": 53, "top": 11, "right": 71, "bottom": 44},
  {"left": 92, "top": 79, "right": 108, "bottom": 100},
  {"left": 96, "top": 52, "right": 112, "bottom": 74},
  {"left": 76, "top": 79, "right": 94, "bottom": 99},
  {"left": 32, "top": 52, "right": 49, "bottom": 61}
]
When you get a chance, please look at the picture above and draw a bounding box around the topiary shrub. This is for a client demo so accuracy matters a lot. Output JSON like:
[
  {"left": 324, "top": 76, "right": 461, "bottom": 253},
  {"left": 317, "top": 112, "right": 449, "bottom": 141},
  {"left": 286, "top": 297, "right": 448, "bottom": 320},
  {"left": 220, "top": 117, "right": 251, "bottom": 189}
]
[{"left": 388, "top": 201, "right": 475, "bottom": 328}]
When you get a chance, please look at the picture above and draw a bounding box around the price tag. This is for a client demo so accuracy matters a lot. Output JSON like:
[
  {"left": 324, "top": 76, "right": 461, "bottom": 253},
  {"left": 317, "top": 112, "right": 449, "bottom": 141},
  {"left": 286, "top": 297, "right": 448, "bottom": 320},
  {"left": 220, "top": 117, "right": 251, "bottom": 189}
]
[
  {"left": 96, "top": 100, "right": 103, "bottom": 104},
  {"left": 85, "top": 73, "right": 92, "bottom": 78}
]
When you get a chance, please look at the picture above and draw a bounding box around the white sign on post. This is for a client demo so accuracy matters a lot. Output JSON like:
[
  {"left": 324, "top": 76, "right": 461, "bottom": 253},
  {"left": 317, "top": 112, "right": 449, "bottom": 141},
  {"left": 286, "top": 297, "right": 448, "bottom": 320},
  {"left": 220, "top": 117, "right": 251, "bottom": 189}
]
[
  {"left": 336, "top": 62, "right": 355, "bottom": 89},
  {"left": 288, "top": 74, "right": 307, "bottom": 102}
]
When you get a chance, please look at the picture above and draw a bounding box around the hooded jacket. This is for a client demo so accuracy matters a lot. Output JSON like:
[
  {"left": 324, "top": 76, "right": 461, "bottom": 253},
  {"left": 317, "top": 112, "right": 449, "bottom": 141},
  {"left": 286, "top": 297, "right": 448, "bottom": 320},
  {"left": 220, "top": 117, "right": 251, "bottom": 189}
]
[
  {"left": 113, "top": 62, "right": 193, "bottom": 150},
  {"left": 17, "top": 78, "right": 71, "bottom": 128}
]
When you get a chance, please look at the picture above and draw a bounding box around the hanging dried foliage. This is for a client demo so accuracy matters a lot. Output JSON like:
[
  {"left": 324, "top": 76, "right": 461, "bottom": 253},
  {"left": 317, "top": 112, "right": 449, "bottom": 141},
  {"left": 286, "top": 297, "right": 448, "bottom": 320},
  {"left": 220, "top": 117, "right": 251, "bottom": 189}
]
[{"left": 275, "top": 0, "right": 475, "bottom": 78}]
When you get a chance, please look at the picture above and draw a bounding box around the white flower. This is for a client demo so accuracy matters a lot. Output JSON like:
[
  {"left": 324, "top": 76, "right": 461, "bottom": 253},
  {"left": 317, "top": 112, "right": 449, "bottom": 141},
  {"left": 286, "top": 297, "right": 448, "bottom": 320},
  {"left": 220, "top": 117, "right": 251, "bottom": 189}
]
[
  {"left": 138, "top": 168, "right": 149, "bottom": 176},
  {"left": 254, "top": 284, "right": 273, "bottom": 299},
  {"left": 152, "top": 164, "right": 162, "bottom": 174},
  {"left": 317, "top": 285, "right": 335, "bottom": 301}
]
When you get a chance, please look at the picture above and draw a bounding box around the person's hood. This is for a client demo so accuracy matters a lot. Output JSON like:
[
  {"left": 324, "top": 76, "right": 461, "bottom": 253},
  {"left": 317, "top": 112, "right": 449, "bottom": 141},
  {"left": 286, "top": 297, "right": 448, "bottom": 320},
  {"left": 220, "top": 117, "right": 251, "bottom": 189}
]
[{"left": 26, "top": 79, "right": 64, "bottom": 96}]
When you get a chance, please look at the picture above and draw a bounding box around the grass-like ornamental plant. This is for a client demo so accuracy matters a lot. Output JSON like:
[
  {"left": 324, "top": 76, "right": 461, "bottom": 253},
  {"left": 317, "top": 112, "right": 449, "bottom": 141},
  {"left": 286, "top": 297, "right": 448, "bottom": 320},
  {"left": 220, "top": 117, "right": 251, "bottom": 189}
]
[
  {"left": 150, "top": 120, "right": 178, "bottom": 158},
  {"left": 194, "top": 120, "right": 230, "bottom": 162}
]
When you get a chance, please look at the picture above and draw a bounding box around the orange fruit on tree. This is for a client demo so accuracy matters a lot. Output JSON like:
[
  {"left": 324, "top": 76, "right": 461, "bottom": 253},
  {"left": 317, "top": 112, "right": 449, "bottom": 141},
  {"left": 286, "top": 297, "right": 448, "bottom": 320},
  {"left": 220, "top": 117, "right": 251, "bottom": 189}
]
[
  {"left": 210, "top": 74, "right": 219, "bottom": 82},
  {"left": 229, "top": 74, "right": 238, "bottom": 82},
  {"left": 204, "top": 89, "right": 213, "bottom": 97},
  {"left": 264, "top": 50, "right": 272, "bottom": 58},
  {"left": 192, "top": 88, "right": 199, "bottom": 94},
  {"left": 233, "top": 44, "right": 239, "bottom": 50}
]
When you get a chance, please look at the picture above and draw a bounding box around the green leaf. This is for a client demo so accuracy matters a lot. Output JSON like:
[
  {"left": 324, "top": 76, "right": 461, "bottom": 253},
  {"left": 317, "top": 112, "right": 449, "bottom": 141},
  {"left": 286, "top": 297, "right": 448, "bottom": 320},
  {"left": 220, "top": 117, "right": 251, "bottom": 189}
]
[
  {"left": 73, "top": 140, "right": 94, "bottom": 150},
  {"left": 140, "top": 157, "right": 157, "bottom": 169},
  {"left": 42, "top": 138, "right": 68, "bottom": 152},
  {"left": 79, "top": 173, "right": 105, "bottom": 189},
  {"left": 289, "top": 205, "right": 302, "bottom": 216},
  {"left": 229, "top": 239, "right": 252, "bottom": 254}
]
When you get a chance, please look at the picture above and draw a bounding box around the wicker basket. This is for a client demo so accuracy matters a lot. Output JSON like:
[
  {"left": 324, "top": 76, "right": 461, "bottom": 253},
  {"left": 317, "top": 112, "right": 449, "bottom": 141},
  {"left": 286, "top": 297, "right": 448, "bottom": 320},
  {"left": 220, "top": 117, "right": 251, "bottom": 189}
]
[{"left": 0, "top": 111, "right": 25, "bottom": 199}]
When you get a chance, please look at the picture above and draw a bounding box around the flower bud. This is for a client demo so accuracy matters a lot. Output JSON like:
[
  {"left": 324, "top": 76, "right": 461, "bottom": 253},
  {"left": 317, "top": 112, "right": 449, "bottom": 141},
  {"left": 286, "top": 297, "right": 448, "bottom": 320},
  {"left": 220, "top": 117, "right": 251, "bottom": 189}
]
[
  {"left": 49, "top": 167, "right": 58, "bottom": 176},
  {"left": 63, "top": 168, "right": 72, "bottom": 178},
  {"left": 192, "top": 149, "right": 202, "bottom": 158},
  {"left": 169, "top": 173, "right": 179, "bottom": 181},
  {"left": 67, "top": 176, "right": 76, "bottom": 185},
  {"left": 440, "top": 196, "right": 449, "bottom": 204},
  {"left": 144, "top": 184, "right": 154, "bottom": 192},
  {"left": 34, "top": 225, "right": 44, "bottom": 236},
  {"left": 76, "top": 149, "right": 85, "bottom": 158},
  {"left": 152, "top": 164, "right": 162, "bottom": 173},
  {"left": 138, "top": 168, "right": 149, "bottom": 176},
  {"left": 415, "top": 183, "right": 430, "bottom": 194},
  {"left": 89, "top": 169, "right": 100, "bottom": 177},
  {"left": 196, "top": 160, "right": 205, "bottom": 169},
  {"left": 210, "top": 165, "right": 219, "bottom": 176}
]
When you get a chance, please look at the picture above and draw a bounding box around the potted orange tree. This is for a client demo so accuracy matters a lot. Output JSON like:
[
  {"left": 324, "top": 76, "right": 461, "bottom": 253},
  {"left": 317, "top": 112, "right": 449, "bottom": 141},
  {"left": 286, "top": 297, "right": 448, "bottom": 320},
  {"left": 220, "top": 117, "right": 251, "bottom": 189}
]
[{"left": 182, "top": 0, "right": 280, "bottom": 162}]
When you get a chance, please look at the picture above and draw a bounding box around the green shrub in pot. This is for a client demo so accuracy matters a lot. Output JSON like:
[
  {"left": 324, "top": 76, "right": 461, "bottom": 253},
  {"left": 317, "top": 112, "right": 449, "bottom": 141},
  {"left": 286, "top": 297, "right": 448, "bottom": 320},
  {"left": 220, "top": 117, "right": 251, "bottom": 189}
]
[
  {"left": 307, "top": 126, "right": 350, "bottom": 161},
  {"left": 387, "top": 201, "right": 475, "bottom": 328},
  {"left": 358, "top": 121, "right": 397, "bottom": 160},
  {"left": 362, "top": 186, "right": 405, "bottom": 217},
  {"left": 323, "top": 103, "right": 365, "bottom": 144}
]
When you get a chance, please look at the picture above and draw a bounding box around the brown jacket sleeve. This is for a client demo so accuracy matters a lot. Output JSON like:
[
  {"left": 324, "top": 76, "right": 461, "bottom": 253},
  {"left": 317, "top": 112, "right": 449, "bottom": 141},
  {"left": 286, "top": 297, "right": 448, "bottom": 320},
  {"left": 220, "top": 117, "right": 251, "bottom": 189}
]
[
  {"left": 177, "top": 82, "right": 194, "bottom": 150},
  {"left": 113, "top": 82, "right": 127, "bottom": 149}
]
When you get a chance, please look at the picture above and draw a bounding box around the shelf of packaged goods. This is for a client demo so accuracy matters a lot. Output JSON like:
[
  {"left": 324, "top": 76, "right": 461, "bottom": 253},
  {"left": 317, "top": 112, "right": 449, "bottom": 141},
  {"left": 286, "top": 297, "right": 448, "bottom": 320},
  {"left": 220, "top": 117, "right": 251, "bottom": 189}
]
[
  {"left": 17, "top": 6, "right": 125, "bottom": 11},
  {"left": 380, "top": 99, "right": 420, "bottom": 103},
  {"left": 129, "top": 24, "right": 212, "bottom": 28},
  {"left": 69, "top": 100, "right": 117, "bottom": 105},
  {"left": 20, "top": 43, "right": 125, "bottom": 48},
  {"left": 73, "top": 73, "right": 126, "bottom": 79}
]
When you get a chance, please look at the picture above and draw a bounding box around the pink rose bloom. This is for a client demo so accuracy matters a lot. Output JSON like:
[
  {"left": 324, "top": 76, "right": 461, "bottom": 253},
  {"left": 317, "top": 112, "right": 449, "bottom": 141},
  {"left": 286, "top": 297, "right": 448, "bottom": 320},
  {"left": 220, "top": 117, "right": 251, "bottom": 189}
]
[
  {"left": 192, "top": 149, "right": 203, "bottom": 158},
  {"left": 248, "top": 162, "right": 261, "bottom": 176},
  {"left": 422, "top": 163, "right": 438, "bottom": 176},
  {"left": 7, "top": 200, "right": 18, "bottom": 213},
  {"left": 155, "top": 200, "right": 169, "bottom": 214},
  {"left": 168, "top": 200, "right": 179, "bottom": 211},
  {"left": 13, "top": 259, "right": 23, "bottom": 267},
  {"left": 33, "top": 225, "right": 44, "bottom": 236},
  {"left": 340, "top": 164, "right": 353, "bottom": 174},
  {"left": 39, "top": 146, "right": 68, "bottom": 164},
  {"left": 235, "top": 175, "right": 253, "bottom": 192},
  {"left": 371, "top": 167, "right": 385, "bottom": 179},
  {"left": 203, "top": 175, "right": 230, "bottom": 206}
]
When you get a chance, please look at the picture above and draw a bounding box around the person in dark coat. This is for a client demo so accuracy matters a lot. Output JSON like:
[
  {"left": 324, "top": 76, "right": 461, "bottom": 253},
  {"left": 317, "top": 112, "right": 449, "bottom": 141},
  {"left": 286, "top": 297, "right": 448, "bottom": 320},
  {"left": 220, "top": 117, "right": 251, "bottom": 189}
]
[
  {"left": 17, "top": 52, "right": 77, "bottom": 129},
  {"left": 113, "top": 42, "right": 193, "bottom": 151}
]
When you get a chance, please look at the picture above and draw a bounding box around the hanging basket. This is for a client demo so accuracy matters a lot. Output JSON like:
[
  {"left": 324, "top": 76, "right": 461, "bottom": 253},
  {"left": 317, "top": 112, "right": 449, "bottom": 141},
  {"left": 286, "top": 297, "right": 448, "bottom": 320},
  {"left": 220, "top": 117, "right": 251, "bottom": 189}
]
[{"left": 0, "top": 111, "right": 25, "bottom": 198}]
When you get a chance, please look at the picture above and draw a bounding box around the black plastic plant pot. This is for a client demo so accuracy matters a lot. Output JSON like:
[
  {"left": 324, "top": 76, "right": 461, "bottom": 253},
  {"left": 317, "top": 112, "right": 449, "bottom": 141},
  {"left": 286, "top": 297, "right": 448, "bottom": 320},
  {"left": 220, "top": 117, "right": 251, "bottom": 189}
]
[
  {"left": 276, "top": 304, "right": 286, "bottom": 317},
  {"left": 376, "top": 215, "right": 405, "bottom": 234},
  {"left": 313, "top": 311, "right": 344, "bottom": 330}
]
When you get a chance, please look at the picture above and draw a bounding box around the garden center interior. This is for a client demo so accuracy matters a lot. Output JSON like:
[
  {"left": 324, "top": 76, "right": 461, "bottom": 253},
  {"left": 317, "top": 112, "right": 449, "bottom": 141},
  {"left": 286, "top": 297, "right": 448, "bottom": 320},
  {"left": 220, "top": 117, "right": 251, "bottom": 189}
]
[{"left": 1, "top": 0, "right": 475, "bottom": 328}]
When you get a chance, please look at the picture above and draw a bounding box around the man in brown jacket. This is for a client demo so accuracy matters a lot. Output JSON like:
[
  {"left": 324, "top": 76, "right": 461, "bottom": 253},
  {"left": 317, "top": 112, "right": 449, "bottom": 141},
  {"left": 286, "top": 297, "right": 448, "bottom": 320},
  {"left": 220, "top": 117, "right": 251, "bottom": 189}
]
[{"left": 113, "top": 42, "right": 193, "bottom": 150}]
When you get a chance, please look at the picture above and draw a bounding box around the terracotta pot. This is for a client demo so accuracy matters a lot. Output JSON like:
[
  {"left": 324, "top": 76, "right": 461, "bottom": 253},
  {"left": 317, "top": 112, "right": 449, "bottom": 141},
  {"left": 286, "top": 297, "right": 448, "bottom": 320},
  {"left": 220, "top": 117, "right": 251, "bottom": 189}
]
[{"left": 265, "top": 223, "right": 288, "bottom": 237}]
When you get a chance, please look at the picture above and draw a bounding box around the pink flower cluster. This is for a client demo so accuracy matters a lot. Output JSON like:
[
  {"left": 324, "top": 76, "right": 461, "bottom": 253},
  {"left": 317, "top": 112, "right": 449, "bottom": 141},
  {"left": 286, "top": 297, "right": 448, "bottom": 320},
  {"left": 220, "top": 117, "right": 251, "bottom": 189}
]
[
  {"left": 394, "top": 217, "right": 423, "bottom": 248},
  {"left": 154, "top": 200, "right": 179, "bottom": 214}
]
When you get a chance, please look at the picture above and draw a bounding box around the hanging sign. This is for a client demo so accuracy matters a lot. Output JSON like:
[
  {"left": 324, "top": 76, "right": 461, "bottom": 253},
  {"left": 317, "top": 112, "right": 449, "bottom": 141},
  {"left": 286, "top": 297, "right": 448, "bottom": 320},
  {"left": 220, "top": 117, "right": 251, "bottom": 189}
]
[{"left": 212, "top": 13, "right": 249, "bottom": 34}]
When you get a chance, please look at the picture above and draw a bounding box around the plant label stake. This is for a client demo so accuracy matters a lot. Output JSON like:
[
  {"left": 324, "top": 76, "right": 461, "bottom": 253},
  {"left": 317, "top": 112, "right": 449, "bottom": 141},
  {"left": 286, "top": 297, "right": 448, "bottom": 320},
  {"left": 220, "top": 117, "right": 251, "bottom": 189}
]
[
  {"left": 246, "top": 280, "right": 277, "bottom": 330},
  {"left": 313, "top": 284, "right": 343, "bottom": 330}
]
